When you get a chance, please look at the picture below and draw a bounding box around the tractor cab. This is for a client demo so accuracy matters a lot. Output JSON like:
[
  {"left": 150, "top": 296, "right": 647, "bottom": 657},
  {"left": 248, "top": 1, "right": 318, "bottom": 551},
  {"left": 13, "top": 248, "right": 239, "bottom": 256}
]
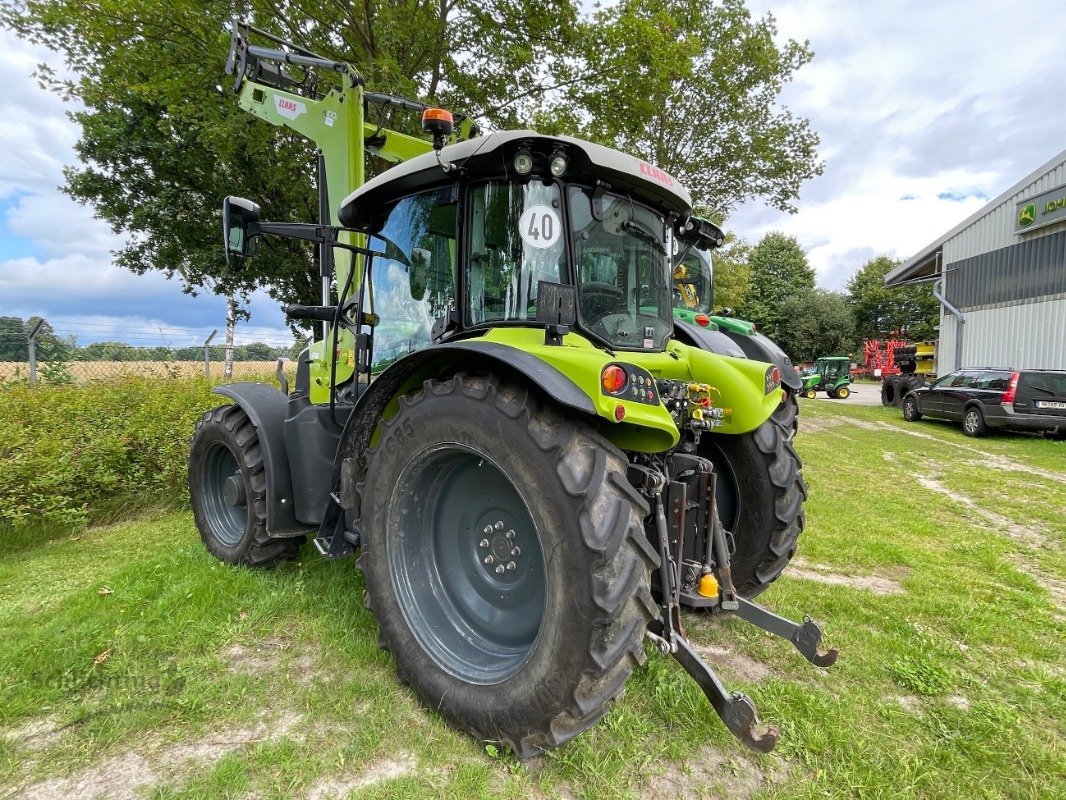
[
  {"left": 801, "top": 356, "right": 852, "bottom": 400},
  {"left": 336, "top": 130, "right": 691, "bottom": 362}
]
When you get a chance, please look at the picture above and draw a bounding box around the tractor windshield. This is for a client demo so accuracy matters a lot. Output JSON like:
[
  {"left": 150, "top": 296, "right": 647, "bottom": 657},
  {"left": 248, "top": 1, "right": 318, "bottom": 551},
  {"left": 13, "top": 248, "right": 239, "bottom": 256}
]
[
  {"left": 569, "top": 187, "right": 673, "bottom": 351},
  {"left": 672, "top": 246, "right": 713, "bottom": 315}
]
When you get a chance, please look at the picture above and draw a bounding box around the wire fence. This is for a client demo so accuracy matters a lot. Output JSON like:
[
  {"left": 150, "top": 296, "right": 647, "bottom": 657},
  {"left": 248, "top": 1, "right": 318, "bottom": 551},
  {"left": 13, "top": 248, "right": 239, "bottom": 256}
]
[{"left": 0, "top": 317, "right": 306, "bottom": 388}]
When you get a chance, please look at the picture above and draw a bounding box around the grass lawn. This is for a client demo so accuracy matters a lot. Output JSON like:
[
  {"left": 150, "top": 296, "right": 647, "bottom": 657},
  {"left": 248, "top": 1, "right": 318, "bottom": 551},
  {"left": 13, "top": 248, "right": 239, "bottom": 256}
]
[{"left": 1, "top": 400, "right": 1063, "bottom": 799}]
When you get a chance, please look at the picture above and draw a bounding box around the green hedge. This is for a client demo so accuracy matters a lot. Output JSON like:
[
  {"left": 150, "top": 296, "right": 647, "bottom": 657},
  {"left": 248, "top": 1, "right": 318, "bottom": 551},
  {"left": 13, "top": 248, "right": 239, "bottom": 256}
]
[{"left": 0, "top": 378, "right": 222, "bottom": 531}]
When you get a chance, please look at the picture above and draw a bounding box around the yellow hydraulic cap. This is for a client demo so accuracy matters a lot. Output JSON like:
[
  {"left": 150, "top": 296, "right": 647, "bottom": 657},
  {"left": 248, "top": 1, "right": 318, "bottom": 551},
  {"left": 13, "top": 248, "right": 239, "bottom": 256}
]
[{"left": 697, "top": 573, "right": 719, "bottom": 598}]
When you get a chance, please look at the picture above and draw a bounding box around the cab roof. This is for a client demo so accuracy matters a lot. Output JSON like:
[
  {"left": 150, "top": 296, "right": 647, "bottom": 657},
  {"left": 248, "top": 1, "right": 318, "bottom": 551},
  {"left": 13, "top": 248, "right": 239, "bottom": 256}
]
[{"left": 338, "top": 130, "right": 693, "bottom": 228}]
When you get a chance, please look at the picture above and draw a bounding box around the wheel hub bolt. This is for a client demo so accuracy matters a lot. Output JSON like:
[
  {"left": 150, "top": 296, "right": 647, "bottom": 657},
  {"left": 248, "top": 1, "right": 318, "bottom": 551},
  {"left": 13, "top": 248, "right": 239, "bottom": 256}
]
[
  {"left": 506, "top": 561, "right": 516, "bottom": 571},
  {"left": 511, "top": 547, "right": 520, "bottom": 557},
  {"left": 484, "top": 556, "right": 494, "bottom": 565},
  {"left": 506, "top": 529, "right": 515, "bottom": 539},
  {"left": 495, "top": 564, "right": 505, "bottom": 574},
  {"left": 494, "top": 521, "right": 504, "bottom": 531},
  {"left": 483, "top": 525, "right": 493, "bottom": 535},
  {"left": 479, "top": 539, "right": 490, "bottom": 548}
]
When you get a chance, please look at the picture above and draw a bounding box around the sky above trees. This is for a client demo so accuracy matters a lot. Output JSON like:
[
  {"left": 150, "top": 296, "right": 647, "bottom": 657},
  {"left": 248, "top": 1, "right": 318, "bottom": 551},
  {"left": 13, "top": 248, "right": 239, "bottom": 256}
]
[{"left": 1, "top": 1, "right": 1063, "bottom": 345}]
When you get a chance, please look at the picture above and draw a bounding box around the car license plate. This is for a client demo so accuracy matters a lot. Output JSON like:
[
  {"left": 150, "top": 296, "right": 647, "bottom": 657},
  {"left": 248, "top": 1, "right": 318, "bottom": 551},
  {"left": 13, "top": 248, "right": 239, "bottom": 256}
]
[{"left": 1035, "top": 400, "right": 1066, "bottom": 409}]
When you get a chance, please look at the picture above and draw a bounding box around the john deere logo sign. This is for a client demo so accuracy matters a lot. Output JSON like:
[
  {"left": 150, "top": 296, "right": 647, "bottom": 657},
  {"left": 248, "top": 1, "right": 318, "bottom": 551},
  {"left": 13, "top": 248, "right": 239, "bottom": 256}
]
[{"left": 1015, "top": 183, "right": 1066, "bottom": 233}]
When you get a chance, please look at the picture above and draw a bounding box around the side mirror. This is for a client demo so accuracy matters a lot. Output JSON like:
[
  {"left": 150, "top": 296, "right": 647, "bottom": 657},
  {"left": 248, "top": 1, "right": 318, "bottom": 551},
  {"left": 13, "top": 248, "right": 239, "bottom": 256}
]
[{"left": 222, "top": 196, "right": 261, "bottom": 268}]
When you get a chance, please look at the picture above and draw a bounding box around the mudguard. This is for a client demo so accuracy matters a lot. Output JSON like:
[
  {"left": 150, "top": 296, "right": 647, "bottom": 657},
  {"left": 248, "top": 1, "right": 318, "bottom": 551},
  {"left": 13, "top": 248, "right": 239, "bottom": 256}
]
[
  {"left": 213, "top": 383, "right": 307, "bottom": 536},
  {"left": 334, "top": 340, "right": 598, "bottom": 510},
  {"left": 676, "top": 319, "right": 801, "bottom": 393}
]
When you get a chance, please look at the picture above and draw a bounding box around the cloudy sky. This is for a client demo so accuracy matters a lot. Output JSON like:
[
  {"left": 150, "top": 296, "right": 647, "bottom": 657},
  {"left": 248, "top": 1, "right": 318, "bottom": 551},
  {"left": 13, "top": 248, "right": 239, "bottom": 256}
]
[{"left": 2, "top": 1, "right": 1064, "bottom": 346}]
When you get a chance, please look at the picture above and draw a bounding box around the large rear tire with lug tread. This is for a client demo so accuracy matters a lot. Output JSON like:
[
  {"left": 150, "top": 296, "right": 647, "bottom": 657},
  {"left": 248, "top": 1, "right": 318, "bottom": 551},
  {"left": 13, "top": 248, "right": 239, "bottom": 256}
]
[
  {"left": 698, "top": 419, "right": 806, "bottom": 598},
  {"left": 355, "top": 375, "right": 657, "bottom": 757},
  {"left": 189, "top": 405, "right": 304, "bottom": 567},
  {"left": 881, "top": 378, "right": 897, "bottom": 406},
  {"left": 773, "top": 391, "right": 799, "bottom": 440}
]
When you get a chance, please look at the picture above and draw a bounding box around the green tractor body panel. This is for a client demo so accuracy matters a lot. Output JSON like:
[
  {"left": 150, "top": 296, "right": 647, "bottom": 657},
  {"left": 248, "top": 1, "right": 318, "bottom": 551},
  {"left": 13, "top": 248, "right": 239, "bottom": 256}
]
[{"left": 707, "top": 315, "right": 756, "bottom": 336}]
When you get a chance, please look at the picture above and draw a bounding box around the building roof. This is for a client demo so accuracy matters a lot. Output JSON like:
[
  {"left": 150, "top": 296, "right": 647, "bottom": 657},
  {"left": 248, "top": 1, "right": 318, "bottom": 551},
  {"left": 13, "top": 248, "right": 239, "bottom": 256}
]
[{"left": 885, "top": 148, "right": 1066, "bottom": 287}]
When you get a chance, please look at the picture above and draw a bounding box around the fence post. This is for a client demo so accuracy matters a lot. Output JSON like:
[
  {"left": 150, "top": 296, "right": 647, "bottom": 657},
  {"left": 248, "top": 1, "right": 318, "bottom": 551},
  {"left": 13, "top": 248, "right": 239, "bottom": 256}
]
[
  {"left": 27, "top": 319, "right": 45, "bottom": 387},
  {"left": 203, "top": 329, "right": 218, "bottom": 378}
]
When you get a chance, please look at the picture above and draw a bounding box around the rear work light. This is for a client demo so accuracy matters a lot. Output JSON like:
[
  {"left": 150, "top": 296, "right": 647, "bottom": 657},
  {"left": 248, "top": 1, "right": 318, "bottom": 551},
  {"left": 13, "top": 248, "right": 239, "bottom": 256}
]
[
  {"left": 1001, "top": 371, "right": 1020, "bottom": 405},
  {"left": 601, "top": 365, "right": 628, "bottom": 394}
]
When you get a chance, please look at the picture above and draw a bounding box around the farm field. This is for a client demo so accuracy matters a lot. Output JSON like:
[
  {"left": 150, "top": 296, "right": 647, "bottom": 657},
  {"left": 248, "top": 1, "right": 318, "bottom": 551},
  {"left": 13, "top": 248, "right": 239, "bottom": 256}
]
[
  {"left": 0, "top": 360, "right": 287, "bottom": 383},
  {"left": 0, "top": 400, "right": 1063, "bottom": 800}
]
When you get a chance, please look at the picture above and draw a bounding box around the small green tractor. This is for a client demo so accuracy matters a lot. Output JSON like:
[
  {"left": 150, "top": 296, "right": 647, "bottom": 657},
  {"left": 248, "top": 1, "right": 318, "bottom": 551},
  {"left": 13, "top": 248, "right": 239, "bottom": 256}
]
[
  {"left": 800, "top": 357, "right": 852, "bottom": 399},
  {"left": 190, "top": 21, "right": 834, "bottom": 757}
]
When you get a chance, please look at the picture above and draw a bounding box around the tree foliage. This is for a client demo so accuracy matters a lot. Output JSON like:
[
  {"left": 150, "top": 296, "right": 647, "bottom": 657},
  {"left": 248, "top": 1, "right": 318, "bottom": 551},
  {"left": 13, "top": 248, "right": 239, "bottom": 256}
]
[
  {"left": 737, "top": 231, "right": 815, "bottom": 341},
  {"left": 710, "top": 235, "right": 752, "bottom": 312},
  {"left": 846, "top": 256, "right": 940, "bottom": 341},
  {"left": 774, "top": 289, "right": 855, "bottom": 363},
  {"left": 561, "top": 0, "right": 822, "bottom": 219},
  {"left": 3, "top": 0, "right": 821, "bottom": 307}
]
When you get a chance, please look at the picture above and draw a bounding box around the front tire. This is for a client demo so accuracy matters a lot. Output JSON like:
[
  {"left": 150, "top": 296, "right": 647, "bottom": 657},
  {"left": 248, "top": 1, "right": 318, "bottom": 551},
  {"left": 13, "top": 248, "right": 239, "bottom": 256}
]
[
  {"left": 189, "top": 405, "right": 303, "bottom": 567},
  {"left": 902, "top": 395, "right": 922, "bottom": 421},
  {"left": 356, "top": 375, "right": 657, "bottom": 756},
  {"left": 698, "top": 420, "right": 806, "bottom": 598},
  {"left": 835, "top": 385, "right": 851, "bottom": 400}
]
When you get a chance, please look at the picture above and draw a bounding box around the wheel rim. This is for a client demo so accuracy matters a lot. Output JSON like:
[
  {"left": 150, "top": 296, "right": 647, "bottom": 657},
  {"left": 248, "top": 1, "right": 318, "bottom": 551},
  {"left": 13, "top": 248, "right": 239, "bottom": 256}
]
[
  {"left": 965, "top": 411, "right": 978, "bottom": 432},
  {"left": 200, "top": 442, "right": 247, "bottom": 547},
  {"left": 840, "top": 388, "right": 849, "bottom": 398},
  {"left": 386, "top": 444, "right": 547, "bottom": 685}
]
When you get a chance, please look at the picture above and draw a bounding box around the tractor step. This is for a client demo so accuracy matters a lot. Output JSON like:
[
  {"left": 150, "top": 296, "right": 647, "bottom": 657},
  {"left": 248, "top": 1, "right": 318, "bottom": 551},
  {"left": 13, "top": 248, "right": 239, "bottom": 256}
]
[{"left": 313, "top": 492, "right": 360, "bottom": 558}]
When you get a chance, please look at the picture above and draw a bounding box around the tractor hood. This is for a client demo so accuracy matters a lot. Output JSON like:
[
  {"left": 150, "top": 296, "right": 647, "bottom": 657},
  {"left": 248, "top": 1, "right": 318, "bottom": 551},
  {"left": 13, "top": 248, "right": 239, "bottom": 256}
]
[{"left": 338, "top": 130, "right": 692, "bottom": 229}]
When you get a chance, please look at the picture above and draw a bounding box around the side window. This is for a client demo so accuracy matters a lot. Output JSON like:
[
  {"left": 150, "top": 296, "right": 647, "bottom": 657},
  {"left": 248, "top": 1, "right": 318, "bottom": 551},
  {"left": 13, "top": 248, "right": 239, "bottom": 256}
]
[
  {"left": 368, "top": 189, "right": 457, "bottom": 370},
  {"left": 975, "top": 372, "right": 1010, "bottom": 390},
  {"left": 954, "top": 372, "right": 978, "bottom": 388},
  {"left": 932, "top": 373, "right": 958, "bottom": 388}
]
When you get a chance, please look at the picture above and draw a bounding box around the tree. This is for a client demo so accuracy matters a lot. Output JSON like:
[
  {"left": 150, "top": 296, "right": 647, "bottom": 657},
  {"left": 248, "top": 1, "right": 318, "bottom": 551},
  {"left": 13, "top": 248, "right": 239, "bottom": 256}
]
[
  {"left": 738, "top": 232, "right": 815, "bottom": 341},
  {"left": 555, "top": 0, "right": 823, "bottom": 217},
  {"left": 711, "top": 235, "right": 752, "bottom": 312},
  {"left": 3, "top": 0, "right": 821, "bottom": 309},
  {"left": 846, "top": 256, "right": 940, "bottom": 342},
  {"left": 0, "top": 317, "right": 26, "bottom": 361},
  {"left": 774, "top": 289, "right": 856, "bottom": 363}
]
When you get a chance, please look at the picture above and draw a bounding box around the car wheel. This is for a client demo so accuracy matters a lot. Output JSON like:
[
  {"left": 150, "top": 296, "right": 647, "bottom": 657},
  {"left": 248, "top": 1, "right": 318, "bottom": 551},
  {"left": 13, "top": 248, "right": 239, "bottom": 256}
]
[
  {"left": 962, "top": 407, "right": 988, "bottom": 437},
  {"left": 902, "top": 396, "right": 922, "bottom": 422}
]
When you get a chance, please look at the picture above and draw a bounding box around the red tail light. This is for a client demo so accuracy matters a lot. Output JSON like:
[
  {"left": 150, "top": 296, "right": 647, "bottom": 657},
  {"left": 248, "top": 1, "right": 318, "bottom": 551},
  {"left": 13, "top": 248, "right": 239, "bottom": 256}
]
[
  {"left": 1002, "top": 371, "right": 1020, "bottom": 405},
  {"left": 694, "top": 314, "right": 711, "bottom": 327}
]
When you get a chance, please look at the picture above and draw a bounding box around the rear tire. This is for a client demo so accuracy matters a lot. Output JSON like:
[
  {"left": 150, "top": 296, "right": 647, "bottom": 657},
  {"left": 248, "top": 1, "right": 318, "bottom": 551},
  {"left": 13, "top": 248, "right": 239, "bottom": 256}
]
[
  {"left": 356, "top": 375, "right": 657, "bottom": 756},
  {"left": 773, "top": 392, "right": 800, "bottom": 440},
  {"left": 902, "top": 395, "right": 922, "bottom": 421},
  {"left": 804, "top": 388, "right": 817, "bottom": 400},
  {"left": 962, "top": 406, "right": 988, "bottom": 437},
  {"left": 189, "top": 405, "right": 303, "bottom": 567},
  {"left": 835, "top": 385, "right": 851, "bottom": 400},
  {"left": 698, "top": 419, "right": 806, "bottom": 598}
]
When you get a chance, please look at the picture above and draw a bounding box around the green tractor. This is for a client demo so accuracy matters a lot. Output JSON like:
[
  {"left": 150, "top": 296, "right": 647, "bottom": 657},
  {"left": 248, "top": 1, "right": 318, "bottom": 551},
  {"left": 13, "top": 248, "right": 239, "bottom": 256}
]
[
  {"left": 190, "top": 21, "right": 834, "bottom": 757},
  {"left": 800, "top": 357, "right": 852, "bottom": 399}
]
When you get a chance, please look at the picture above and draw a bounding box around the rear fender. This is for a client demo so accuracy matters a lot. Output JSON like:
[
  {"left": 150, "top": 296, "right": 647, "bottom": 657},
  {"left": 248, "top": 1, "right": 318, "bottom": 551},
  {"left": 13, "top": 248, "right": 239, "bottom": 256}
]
[{"left": 334, "top": 341, "right": 599, "bottom": 514}]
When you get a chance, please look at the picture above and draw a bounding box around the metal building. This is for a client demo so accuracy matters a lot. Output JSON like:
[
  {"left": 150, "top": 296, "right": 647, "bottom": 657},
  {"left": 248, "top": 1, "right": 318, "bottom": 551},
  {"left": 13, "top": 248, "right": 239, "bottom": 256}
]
[{"left": 885, "top": 149, "right": 1066, "bottom": 374}]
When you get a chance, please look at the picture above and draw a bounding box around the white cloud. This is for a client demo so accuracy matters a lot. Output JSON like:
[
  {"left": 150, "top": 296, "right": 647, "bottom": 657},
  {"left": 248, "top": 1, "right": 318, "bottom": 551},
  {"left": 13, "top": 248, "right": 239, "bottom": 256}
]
[{"left": 732, "top": 0, "right": 1065, "bottom": 288}]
